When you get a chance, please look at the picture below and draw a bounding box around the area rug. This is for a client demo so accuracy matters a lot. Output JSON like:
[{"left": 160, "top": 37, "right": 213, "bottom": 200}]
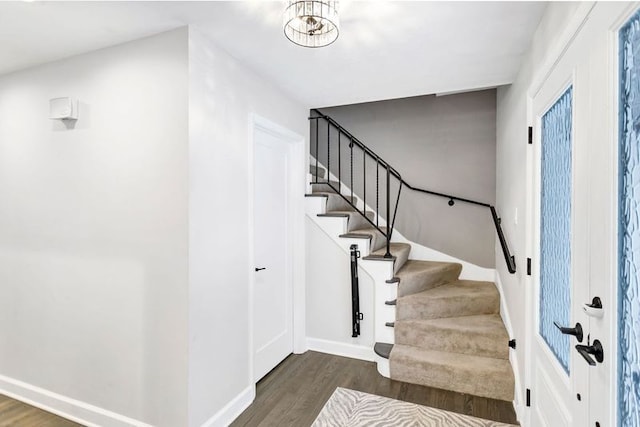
[{"left": 312, "top": 388, "right": 518, "bottom": 427}]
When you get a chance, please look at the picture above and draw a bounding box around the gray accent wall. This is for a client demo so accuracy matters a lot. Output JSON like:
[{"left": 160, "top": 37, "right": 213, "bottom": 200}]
[{"left": 319, "top": 90, "right": 497, "bottom": 268}]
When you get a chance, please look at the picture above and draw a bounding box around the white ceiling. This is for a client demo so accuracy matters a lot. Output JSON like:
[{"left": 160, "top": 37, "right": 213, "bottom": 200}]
[{"left": 0, "top": 1, "right": 546, "bottom": 107}]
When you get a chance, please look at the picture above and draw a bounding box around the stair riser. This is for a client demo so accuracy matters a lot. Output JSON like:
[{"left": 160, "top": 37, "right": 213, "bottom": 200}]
[
  {"left": 394, "top": 323, "right": 509, "bottom": 360},
  {"left": 369, "top": 231, "right": 387, "bottom": 252},
  {"left": 347, "top": 212, "right": 376, "bottom": 232},
  {"left": 397, "top": 264, "right": 462, "bottom": 298},
  {"left": 325, "top": 194, "right": 356, "bottom": 211},
  {"left": 311, "top": 182, "right": 341, "bottom": 193},
  {"left": 396, "top": 294, "right": 499, "bottom": 321},
  {"left": 310, "top": 166, "right": 326, "bottom": 179},
  {"left": 390, "top": 355, "right": 514, "bottom": 402},
  {"left": 393, "top": 247, "right": 410, "bottom": 275}
]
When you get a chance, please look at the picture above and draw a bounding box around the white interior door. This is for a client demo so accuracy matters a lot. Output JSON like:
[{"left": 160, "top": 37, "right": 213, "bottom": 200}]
[
  {"left": 253, "top": 127, "right": 293, "bottom": 382},
  {"left": 528, "top": 3, "right": 637, "bottom": 426}
]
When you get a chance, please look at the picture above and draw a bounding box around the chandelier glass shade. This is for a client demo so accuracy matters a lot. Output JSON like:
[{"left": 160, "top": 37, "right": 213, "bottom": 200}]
[{"left": 283, "top": 1, "right": 339, "bottom": 48}]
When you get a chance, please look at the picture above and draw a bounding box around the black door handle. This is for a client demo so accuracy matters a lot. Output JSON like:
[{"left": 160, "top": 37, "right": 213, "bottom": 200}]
[
  {"left": 255, "top": 267, "right": 266, "bottom": 272},
  {"left": 575, "top": 340, "right": 604, "bottom": 366},
  {"left": 553, "top": 321, "right": 584, "bottom": 342}
]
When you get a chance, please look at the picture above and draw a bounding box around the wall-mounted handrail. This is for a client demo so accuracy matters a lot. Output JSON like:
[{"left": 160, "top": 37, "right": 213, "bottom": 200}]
[
  {"left": 309, "top": 109, "right": 516, "bottom": 274},
  {"left": 401, "top": 180, "right": 516, "bottom": 273}
]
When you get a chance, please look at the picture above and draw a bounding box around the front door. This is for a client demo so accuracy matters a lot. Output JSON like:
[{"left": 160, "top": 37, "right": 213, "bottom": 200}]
[
  {"left": 528, "top": 3, "right": 639, "bottom": 427},
  {"left": 530, "top": 37, "right": 590, "bottom": 427},
  {"left": 253, "top": 125, "right": 293, "bottom": 382}
]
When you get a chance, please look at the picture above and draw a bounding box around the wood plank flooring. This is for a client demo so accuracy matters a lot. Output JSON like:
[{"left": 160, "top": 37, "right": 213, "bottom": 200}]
[
  {"left": 0, "top": 351, "right": 518, "bottom": 426},
  {"left": 232, "top": 351, "right": 518, "bottom": 427},
  {"left": 0, "top": 394, "right": 82, "bottom": 427}
]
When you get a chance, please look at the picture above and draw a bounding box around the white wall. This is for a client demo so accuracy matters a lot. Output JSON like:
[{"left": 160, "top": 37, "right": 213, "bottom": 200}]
[
  {"left": 0, "top": 28, "right": 190, "bottom": 426},
  {"left": 187, "top": 27, "right": 308, "bottom": 427},
  {"left": 305, "top": 218, "right": 375, "bottom": 356},
  {"left": 495, "top": 2, "right": 582, "bottom": 416}
]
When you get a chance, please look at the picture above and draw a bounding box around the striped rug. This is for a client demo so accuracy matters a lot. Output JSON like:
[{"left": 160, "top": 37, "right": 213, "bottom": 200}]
[{"left": 312, "top": 388, "right": 518, "bottom": 427}]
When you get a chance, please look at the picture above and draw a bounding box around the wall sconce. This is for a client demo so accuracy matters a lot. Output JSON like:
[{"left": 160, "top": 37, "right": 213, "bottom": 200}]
[{"left": 49, "top": 97, "right": 79, "bottom": 120}]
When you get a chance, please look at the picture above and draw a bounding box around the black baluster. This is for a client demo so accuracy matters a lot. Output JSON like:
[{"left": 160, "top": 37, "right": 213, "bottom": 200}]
[
  {"left": 338, "top": 132, "right": 341, "bottom": 187},
  {"left": 385, "top": 167, "right": 391, "bottom": 258},
  {"left": 350, "top": 138, "right": 353, "bottom": 202},
  {"left": 376, "top": 160, "right": 379, "bottom": 227},
  {"left": 327, "top": 121, "right": 330, "bottom": 184},
  {"left": 363, "top": 154, "right": 366, "bottom": 213},
  {"left": 315, "top": 118, "right": 319, "bottom": 183}
]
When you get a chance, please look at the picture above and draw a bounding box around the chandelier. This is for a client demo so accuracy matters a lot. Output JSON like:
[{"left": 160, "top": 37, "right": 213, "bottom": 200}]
[{"left": 283, "top": 1, "right": 340, "bottom": 48}]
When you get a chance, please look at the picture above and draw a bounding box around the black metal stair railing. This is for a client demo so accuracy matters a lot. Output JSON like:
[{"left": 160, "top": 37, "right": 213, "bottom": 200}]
[
  {"left": 310, "top": 109, "right": 402, "bottom": 258},
  {"left": 309, "top": 108, "right": 516, "bottom": 274}
]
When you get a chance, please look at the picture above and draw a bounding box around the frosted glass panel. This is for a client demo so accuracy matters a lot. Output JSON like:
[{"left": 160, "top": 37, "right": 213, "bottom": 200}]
[
  {"left": 619, "top": 11, "right": 640, "bottom": 427},
  {"left": 539, "top": 86, "right": 573, "bottom": 374}
]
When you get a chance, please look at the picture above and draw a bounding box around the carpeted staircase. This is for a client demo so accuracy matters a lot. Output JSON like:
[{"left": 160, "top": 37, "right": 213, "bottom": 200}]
[{"left": 308, "top": 164, "right": 515, "bottom": 403}]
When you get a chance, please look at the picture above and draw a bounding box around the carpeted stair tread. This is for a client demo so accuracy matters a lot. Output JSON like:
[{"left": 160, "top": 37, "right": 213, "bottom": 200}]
[
  {"left": 319, "top": 210, "right": 375, "bottom": 232},
  {"left": 364, "top": 243, "right": 411, "bottom": 274},
  {"left": 395, "top": 314, "right": 510, "bottom": 360},
  {"left": 339, "top": 227, "right": 387, "bottom": 252},
  {"left": 307, "top": 192, "right": 357, "bottom": 212},
  {"left": 396, "top": 280, "right": 500, "bottom": 320},
  {"left": 389, "top": 344, "right": 515, "bottom": 401},
  {"left": 394, "top": 260, "right": 462, "bottom": 298},
  {"left": 311, "top": 181, "right": 341, "bottom": 193}
]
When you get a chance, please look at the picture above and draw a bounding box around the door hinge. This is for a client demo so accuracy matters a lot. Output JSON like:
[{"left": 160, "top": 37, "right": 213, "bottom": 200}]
[
  {"left": 526, "top": 389, "right": 531, "bottom": 407},
  {"left": 527, "top": 258, "right": 532, "bottom": 276},
  {"left": 528, "top": 126, "right": 533, "bottom": 144}
]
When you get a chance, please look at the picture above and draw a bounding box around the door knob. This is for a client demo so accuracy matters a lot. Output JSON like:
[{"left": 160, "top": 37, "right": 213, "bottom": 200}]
[
  {"left": 583, "top": 296, "right": 603, "bottom": 318},
  {"left": 554, "top": 321, "right": 584, "bottom": 342},
  {"left": 255, "top": 267, "right": 266, "bottom": 272},
  {"left": 575, "top": 340, "right": 604, "bottom": 366}
]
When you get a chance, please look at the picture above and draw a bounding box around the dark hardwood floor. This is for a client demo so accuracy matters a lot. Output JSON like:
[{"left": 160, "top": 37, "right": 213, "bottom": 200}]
[
  {"left": 0, "top": 351, "right": 518, "bottom": 426},
  {"left": 0, "top": 394, "right": 82, "bottom": 427},
  {"left": 232, "top": 351, "right": 518, "bottom": 427}
]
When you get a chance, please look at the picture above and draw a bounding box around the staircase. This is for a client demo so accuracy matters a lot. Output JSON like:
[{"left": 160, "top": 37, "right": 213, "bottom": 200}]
[{"left": 306, "top": 111, "right": 516, "bottom": 403}]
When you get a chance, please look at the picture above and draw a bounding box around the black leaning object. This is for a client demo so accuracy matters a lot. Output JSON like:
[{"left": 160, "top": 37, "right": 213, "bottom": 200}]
[{"left": 350, "top": 244, "right": 363, "bottom": 337}]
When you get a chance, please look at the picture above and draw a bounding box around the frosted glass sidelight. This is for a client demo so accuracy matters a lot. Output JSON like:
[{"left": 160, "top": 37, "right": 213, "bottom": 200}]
[
  {"left": 619, "top": 11, "right": 640, "bottom": 427},
  {"left": 539, "top": 86, "right": 573, "bottom": 375}
]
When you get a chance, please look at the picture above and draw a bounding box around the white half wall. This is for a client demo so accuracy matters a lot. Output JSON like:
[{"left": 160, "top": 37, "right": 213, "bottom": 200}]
[
  {"left": 495, "top": 2, "right": 583, "bottom": 420},
  {"left": 305, "top": 217, "right": 376, "bottom": 360},
  {"left": 187, "top": 26, "right": 308, "bottom": 427},
  {"left": 0, "top": 28, "right": 190, "bottom": 426}
]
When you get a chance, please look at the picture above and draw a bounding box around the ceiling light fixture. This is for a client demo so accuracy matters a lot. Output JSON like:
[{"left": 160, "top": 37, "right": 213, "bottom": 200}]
[{"left": 284, "top": 1, "right": 339, "bottom": 48}]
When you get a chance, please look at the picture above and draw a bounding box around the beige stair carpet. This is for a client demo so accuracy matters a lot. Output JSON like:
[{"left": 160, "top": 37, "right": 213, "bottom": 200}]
[
  {"left": 312, "top": 387, "right": 517, "bottom": 427},
  {"left": 390, "top": 260, "right": 515, "bottom": 402},
  {"left": 308, "top": 162, "right": 515, "bottom": 402}
]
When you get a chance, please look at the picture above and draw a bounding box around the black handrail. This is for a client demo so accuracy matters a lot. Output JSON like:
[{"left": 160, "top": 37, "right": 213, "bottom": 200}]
[
  {"left": 309, "top": 109, "right": 516, "bottom": 274},
  {"left": 311, "top": 110, "right": 402, "bottom": 179},
  {"left": 399, "top": 181, "right": 516, "bottom": 273}
]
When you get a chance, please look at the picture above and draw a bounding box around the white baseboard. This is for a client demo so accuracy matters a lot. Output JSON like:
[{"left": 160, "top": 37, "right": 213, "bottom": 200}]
[
  {"left": 0, "top": 374, "right": 151, "bottom": 427},
  {"left": 494, "top": 271, "right": 524, "bottom": 424},
  {"left": 200, "top": 385, "right": 255, "bottom": 427},
  {"left": 306, "top": 338, "right": 375, "bottom": 362}
]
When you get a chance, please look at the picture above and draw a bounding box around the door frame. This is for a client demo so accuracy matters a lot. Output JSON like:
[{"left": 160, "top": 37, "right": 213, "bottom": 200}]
[
  {"left": 248, "top": 113, "right": 306, "bottom": 386},
  {"left": 607, "top": 4, "right": 640, "bottom": 426}
]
